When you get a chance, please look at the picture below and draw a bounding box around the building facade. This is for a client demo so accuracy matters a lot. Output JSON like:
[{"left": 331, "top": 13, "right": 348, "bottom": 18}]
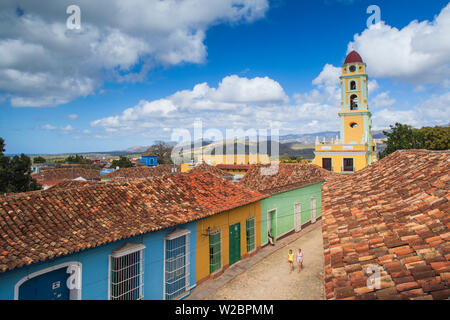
[
  {"left": 197, "top": 153, "right": 270, "bottom": 166},
  {"left": 0, "top": 222, "right": 197, "bottom": 300},
  {"left": 195, "top": 201, "right": 262, "bottom": 283},
  {"left": 0, "top": 171, "right": 266, "bottom": 300},
  {"left": 140, "top": 154, "right": 158, "bottom": 167},
  {"left": 238, "top": 164, "right": 330, "bottom": 245},
  {"left": 313, "top": 50, "right": 378, "bottom": 173},
  {"left": 260, "top": 182, "right": 322, "bottom": 245}
]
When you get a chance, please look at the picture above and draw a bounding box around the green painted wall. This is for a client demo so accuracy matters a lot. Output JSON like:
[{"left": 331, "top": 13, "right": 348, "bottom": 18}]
[{"left": 260, "top": 182, "right": 323, "bottom": 245}]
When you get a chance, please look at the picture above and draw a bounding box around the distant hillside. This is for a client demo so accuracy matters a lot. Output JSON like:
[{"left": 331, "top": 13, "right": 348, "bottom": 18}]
[{"left": 124, "top": 145, "right": 149, "bottom": 153}]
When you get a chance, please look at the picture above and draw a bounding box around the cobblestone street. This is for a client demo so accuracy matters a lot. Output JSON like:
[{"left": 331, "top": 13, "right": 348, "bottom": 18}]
[{"left": 188, "top": 221, "right": 325, "bottom": 300}]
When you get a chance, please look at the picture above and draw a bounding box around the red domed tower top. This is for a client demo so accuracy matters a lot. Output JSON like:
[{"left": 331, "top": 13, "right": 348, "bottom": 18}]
[{"left": 344, "top": 50, "right": 363, "bottom": 64}]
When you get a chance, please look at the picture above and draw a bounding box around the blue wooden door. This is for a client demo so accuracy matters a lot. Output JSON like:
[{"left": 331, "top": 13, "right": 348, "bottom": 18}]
[{"left": 19, "top": 267, "right": 70, "bottom": 300}]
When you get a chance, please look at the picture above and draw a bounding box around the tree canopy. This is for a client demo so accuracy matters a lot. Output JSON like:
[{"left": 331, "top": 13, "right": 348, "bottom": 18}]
[
  {"left": 33, "top": 156, "right": 47, "bottom": 164},
  {"left": 111, "top": 156, "right": 133, "bottom": 168},
  {"left": 0, "top": 138, "right": 41, "bottom": 194},
  {"left": 380, "top": 123, "right": 450, "bottom": 158},
  {"left": 145, "top": 141, "right": 173, "bottom": 164},
  {"left": 66, "top": 154, "right": 91, "bottom": 164}
]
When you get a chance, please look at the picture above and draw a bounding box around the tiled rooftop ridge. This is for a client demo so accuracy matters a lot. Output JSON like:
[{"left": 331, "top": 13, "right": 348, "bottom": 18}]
[
  {"left": 101, "top": 164, "right": 180, "bottom": 179},
  {"left": 321, "top": 150, "right": 450, "bottom": 300},
  {"left": 238, "top": 163, "right": 335, "bottom": 195},
  {"left": 0, "top": 171, "right": 267, "bottom": 273}
]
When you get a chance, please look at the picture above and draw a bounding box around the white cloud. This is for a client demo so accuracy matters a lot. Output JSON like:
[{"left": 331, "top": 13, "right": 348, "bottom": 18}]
[
  {"left": 371, "top": 91, "right": 396, "bottom": 109},
  {"left": 41, "top": 123, "right": 75, "bottom": 133},
  {"left": 0, "top": 0, "right": 269, "bottom": 107},
  {"left": 372, "top": 92, "right": 450, "bottom": 129},
  {"left": 92, "top": 74, "right": 289, "bottom": 133},
  {"left": 42, "top": 124, "right": 57, "bottom": 130},
  {"left": 92, "top": 70, "right": 340, "bottom": 137},
  {"left": 67, "top": 114, "right": 78, "bottom": 120},
  {"left": 61, "top": 125, "right": 74, "bottom": 132},
  {"left": 348, "top": 3, "right": 450, "bottom": 84}
]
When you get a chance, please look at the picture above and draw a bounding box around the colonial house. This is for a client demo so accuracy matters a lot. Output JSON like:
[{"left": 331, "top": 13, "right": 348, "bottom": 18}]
[
  {"left": 322, "top": 150, "right": 450, "bottom": 300},
  {"left": 0, "top": 171, "right": 265, "bottom": 300},
  {"left": 238, "top": 163, "right": 333, "bottom": 245}
]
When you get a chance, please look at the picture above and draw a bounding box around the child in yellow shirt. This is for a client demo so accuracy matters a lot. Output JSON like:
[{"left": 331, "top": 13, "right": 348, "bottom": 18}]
[{"left": 288, "top": 249, "right": 294, "bottom": 273}]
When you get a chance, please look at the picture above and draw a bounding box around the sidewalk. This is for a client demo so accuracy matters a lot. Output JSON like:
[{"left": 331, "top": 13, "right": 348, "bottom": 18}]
[{"left": 187, "top": 220, "right": 324, "bottom": 300}]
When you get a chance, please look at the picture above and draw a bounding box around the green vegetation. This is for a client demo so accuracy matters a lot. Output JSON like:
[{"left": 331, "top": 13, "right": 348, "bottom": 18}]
[
  {"left": 111, "top": 156, "right": 133, "bottom": 168},
  {"left": 33, "top": 156, "right": 47, "bottom": 164},
  {"left": 380, "top": 123, "right": 450, "bottom": 158},
  {"left": 280, "top": 155, "right": 307, "bottom": 163},
  {"left": 0, "top": 138, "right": 41, "bottom": 194},
  {"left": 145, "top": 141, "right": 173, "bottom": 164},
  {"left": 66, "top": 154, "right": 91, "bottom": 164}
]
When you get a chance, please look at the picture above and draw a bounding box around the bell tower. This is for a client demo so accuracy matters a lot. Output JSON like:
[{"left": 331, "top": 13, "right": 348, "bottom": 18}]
[
  {"left": 313, "top": 50, "right": 378, "bottom": 173},
  {"left": 338, "top": 50, "right": 373, "bottom": 147}
]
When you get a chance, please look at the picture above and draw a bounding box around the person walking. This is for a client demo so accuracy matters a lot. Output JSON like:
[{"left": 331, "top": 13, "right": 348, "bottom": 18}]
[
  {"left": 297, "top": 248, "right": 303, "bottom": 273},
  {"left": 268, "top": 228, "right": 275, "bottom": 246},
  {"left": 288, "top": 249, "right": 295, "bottom": 273}
]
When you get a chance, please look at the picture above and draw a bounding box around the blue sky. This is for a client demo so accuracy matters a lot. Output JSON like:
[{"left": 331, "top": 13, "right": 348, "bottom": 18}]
[{"left": 1, "top": 0, "right": 449, "bottom": 154}]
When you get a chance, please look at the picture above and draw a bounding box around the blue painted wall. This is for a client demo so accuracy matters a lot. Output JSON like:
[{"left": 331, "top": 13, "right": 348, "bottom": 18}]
[
  {"left": 140, "top": 155, "right": 157, "bottom": 167},
  {"left": 0, "top": 222, "right": 196, "bottom": 300}
]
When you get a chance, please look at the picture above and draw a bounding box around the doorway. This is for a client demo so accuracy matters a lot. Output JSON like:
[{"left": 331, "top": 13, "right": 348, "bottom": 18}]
[
  {"left": 229, "top": 223, "right": 241, "bottom": 265},
  {"left": 267, "top": 209, "right": 277, "bottom": 242},
  {"left": 343, "top": 158, "right": 354, "bottom": 172},
  {"left": 322, "top": 158, "right": 332, "bottom": 171}
]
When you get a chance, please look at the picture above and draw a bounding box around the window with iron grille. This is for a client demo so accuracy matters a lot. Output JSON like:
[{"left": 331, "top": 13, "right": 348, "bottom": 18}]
[
  {"left": 165, "top": 230, "right": 190, "bottom": 300},
  {"left": 209, "top": 230, "right": 221, "bottom": 274},
  {"left": 109, "top": 243, "right": 145, "bottom": 300},
  {"left": 246, "top": 217, "right": 255, "bottom": 252}
]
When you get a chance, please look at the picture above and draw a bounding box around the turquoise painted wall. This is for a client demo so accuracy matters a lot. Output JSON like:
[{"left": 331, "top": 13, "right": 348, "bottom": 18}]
[
  {"left": 0, "top": 222, "right": 196, "bottom": 300},
  {"left": 260, "top": 182, "right": 322, "bottom": 245}
]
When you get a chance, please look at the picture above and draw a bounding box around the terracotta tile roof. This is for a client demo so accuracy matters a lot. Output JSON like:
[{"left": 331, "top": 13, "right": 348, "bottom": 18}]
[
  {"left": 35, "top": 167, "right": 100, "bottom": 181},
  {"left": 216, "top": 164, "right": 252, "bottom": 171},
  {"left": 188, "top": 163, "right": 233, "bottom": 179},
  {"left": 0, "top": 171, "right": 267, "bottom": 273},
  {"left": 101, "top": 164, "right": 180, "bottom": 180},
  {"left": 47, "top": 180, "right": 100, "bottom": 191},
  {"left": 322, "top": 150, "right": 450, "bottom": 300},
  {"left": 238, "top": 163, "right": 331, "bottom": 195}
]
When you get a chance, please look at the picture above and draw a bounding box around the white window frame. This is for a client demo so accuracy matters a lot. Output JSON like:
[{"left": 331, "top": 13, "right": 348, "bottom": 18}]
[
  {"left": 14, "top": 262, "right": 82, "bottom": 300},
  {"left": 163, "top": 228, "right": 190, "bottom": 300},
  {"left": 108, "top": 243, "right": 145, "bottom": 300}
]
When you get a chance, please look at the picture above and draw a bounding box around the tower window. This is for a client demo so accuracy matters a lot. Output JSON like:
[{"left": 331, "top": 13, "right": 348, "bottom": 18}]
[
  {"left": 350, "top": 81, "right": 356, "bottom": 90},
  {"left": 350, "top": 94, "right": 358, "bottom": 110},
  {"left": 350, "top": 122, "right": 358, "bottom": 128},
  {"left": 349, "top": 65, "right": 356, "bottom": 72}
]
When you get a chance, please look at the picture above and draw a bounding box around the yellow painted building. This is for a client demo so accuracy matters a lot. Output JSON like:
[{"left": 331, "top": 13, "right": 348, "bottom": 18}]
[
  {"left": 312, "top": 50, "right": 378, "bottom": 173},
  {"left": 196, "top": 201, "right": 262, "bottom": 283},
  {"left": 198, "top": 153, "right": 270, "bottom": 166}
]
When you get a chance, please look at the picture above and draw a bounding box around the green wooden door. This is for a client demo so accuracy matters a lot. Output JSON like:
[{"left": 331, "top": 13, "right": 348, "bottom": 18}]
[{"left": 229, "top": 223, "right": 241, "bottom": 265}]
